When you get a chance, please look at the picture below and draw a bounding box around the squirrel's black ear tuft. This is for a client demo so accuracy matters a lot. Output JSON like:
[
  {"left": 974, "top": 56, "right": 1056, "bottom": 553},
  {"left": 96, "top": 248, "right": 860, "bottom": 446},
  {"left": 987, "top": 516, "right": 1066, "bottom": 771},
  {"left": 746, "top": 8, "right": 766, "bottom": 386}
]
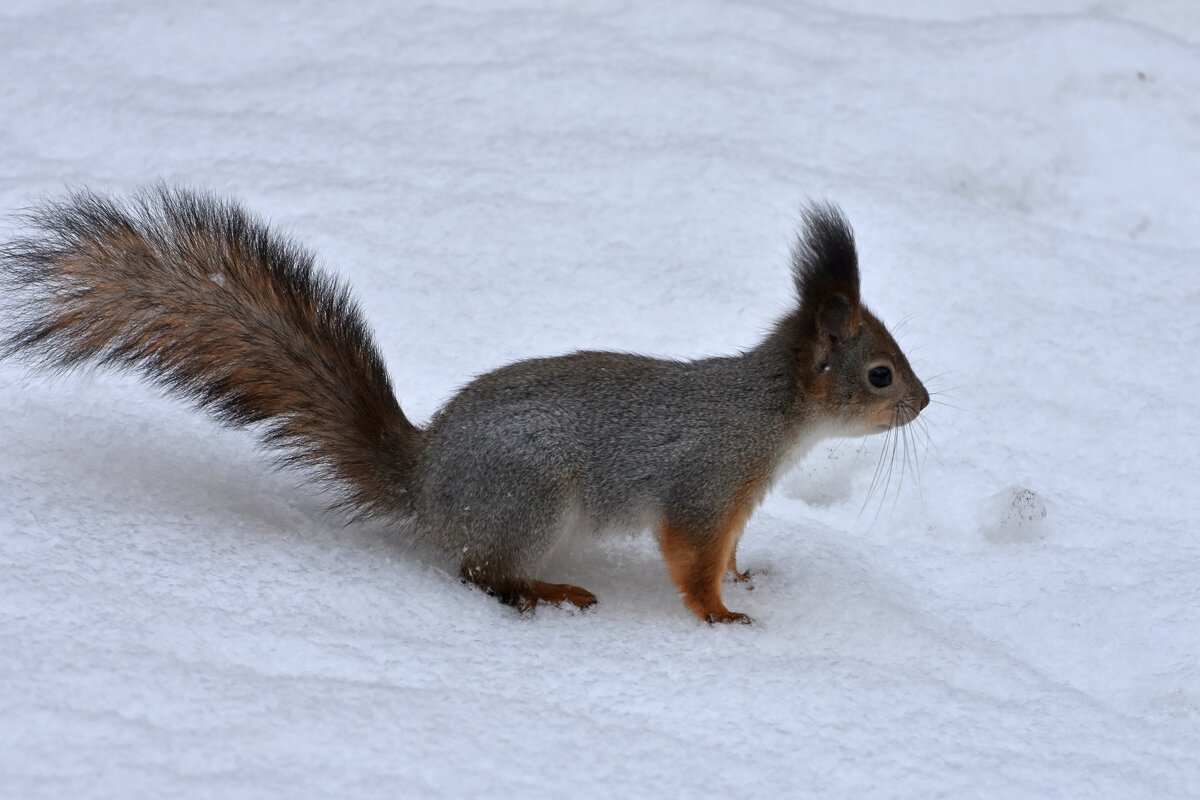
[{"left": 791, "top": 203, "right": 861, "bottom": 321}]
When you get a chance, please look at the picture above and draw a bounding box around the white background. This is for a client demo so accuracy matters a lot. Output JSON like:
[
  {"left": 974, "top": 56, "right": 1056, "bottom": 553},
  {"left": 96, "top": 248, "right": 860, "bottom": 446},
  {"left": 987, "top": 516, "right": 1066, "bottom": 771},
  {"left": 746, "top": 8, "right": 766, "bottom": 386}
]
[{"left": 1, "top": 1, "right": 1198, "bottom": 797}]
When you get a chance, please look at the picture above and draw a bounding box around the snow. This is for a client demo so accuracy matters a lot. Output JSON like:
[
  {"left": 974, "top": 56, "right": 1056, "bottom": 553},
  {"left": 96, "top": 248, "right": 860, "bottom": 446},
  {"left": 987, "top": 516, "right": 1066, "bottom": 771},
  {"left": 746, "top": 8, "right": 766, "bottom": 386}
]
[{"left": 2, "top": 0, "right": 1198, "bottom": 797}]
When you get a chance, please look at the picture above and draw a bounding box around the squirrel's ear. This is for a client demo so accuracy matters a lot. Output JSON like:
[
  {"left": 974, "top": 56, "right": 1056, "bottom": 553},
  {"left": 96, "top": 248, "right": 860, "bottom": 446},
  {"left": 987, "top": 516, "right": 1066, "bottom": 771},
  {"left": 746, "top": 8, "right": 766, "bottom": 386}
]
[
  {"left": 818, "top": 293, "right": 853, "bottom": 339},
  {"left": 791, "top": 203, "right": 861, "bottom": 357}
]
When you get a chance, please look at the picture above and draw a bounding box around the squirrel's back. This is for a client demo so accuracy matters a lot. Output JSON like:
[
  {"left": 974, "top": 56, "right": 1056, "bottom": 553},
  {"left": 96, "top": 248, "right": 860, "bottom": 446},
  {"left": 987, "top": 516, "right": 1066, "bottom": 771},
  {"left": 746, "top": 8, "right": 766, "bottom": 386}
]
[{"left": 420, "top": 345, "right": 808, "bottom": 530}]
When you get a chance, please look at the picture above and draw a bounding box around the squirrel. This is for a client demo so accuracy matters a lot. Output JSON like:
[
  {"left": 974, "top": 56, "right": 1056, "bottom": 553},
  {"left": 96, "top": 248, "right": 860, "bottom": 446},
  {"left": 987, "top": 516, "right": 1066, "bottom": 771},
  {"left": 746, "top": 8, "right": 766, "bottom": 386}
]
[{"left": 0, "top": 186, "right": 928, "bottom": 623}]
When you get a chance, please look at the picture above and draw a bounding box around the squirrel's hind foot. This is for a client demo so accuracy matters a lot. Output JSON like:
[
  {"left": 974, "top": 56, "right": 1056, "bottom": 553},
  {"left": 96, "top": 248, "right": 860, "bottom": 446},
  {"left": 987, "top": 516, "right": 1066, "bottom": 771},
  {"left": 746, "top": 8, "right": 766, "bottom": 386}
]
[
  {"left": 462, "top": 566, "right": 597, "bottom": 614},
  {"left": 518, "top": 581, "right": 598, "bottom": 613}
]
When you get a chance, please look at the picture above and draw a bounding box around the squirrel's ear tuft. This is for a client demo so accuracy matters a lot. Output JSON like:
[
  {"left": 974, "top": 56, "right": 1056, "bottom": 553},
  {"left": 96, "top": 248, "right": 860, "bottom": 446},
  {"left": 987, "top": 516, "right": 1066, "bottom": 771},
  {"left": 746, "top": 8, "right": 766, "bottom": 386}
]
[{"left": 791, "top": 203, "right": 861, "bottom": 333}]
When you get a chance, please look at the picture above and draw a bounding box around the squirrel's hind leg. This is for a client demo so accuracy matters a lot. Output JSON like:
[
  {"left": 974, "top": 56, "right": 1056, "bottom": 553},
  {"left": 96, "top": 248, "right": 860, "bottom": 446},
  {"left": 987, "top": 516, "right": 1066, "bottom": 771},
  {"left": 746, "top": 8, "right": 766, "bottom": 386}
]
[
  {"left": 431, "top": 455, "right": 595, "bottom": 613},
  {"left": 526, "top": 581, "right": 598, "bottom": 611},
  {"left": 455, "top": 505, "right": 597, "bottom": 614},
  {"left": 460, "top": 564, "right": 597, "bottom": 613}
]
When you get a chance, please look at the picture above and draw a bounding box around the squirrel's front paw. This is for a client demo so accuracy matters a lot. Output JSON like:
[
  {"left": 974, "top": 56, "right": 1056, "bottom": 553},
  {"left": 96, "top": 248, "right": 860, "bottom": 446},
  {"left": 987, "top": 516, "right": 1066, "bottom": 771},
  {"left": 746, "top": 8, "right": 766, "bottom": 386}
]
[{"left": 706, "top": 610, "right": 753, "bottom": 625}]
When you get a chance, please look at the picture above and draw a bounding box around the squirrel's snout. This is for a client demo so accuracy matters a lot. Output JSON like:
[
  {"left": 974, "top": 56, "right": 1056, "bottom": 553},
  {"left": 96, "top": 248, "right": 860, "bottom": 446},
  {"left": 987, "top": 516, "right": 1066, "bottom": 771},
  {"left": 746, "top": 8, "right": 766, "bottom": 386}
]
[{"left": 917, "top": 387, "right": 930, "bottom": 411}]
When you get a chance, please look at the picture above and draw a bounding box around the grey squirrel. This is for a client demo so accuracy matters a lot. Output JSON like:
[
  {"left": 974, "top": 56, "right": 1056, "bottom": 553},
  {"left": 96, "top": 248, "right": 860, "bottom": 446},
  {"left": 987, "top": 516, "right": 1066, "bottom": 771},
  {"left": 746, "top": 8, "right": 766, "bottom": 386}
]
[{"left": 0, "top": 186, "right": 928, "bottom": 623}]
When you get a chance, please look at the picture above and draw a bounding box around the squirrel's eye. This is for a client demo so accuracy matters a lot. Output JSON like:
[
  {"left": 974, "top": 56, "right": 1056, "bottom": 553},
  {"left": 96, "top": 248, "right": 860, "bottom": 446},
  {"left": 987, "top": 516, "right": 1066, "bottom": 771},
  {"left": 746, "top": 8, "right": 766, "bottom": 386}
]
[{"left": 868, "top": 366, "right": 893, "bottom": 388}]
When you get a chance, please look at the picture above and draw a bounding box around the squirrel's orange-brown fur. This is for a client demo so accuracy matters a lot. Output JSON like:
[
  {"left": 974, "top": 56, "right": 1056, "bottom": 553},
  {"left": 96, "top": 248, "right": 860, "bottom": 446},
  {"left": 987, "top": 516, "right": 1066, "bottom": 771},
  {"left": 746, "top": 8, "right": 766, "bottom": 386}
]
[{"left": 658, "top": 475, "right": 767, "bottom": 623}]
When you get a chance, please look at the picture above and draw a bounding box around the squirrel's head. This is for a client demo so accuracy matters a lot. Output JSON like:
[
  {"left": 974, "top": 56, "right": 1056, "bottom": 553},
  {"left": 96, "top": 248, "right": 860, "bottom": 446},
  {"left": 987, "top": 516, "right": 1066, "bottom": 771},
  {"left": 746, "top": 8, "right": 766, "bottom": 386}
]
[{"left": 789, "top": 204, "right": 929, "bottom": 437}]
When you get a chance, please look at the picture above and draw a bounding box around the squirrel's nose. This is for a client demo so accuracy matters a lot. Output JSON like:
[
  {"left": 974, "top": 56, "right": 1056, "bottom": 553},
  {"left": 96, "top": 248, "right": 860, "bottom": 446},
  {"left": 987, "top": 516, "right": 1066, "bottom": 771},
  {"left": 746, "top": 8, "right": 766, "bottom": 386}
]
[{"left": 918, "top": 387, "right": 930, "bottom": 411}]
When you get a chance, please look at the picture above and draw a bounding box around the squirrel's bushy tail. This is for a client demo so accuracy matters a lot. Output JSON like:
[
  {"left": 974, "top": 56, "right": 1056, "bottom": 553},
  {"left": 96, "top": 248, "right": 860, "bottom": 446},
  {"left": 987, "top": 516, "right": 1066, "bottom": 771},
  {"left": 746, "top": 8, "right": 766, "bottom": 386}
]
[{"left": 0, "top": 185, "right": 421, "bottom": 519}]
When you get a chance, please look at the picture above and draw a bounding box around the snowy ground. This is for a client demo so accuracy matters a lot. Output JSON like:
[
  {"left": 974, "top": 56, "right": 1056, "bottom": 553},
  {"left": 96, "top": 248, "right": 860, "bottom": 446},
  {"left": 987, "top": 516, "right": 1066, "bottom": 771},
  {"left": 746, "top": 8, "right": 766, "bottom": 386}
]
[{"left": 2, "top": 1, "right": 1199, "bottom": 797}]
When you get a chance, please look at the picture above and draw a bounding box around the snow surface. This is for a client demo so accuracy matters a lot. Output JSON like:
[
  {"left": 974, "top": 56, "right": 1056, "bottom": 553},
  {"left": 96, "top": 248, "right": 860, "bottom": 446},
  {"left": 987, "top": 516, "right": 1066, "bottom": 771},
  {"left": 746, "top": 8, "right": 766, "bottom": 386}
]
[{"left": 2, "top": 1, "right": 1199, "bottom": 797}]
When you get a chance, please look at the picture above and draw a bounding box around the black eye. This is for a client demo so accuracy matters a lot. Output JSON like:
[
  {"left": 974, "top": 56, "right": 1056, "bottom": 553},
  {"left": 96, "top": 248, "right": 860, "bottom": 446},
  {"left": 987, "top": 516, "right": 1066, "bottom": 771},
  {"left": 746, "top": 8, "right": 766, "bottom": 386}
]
[{"left": 868, "top": 366, "right": 893, "bottom": 388}]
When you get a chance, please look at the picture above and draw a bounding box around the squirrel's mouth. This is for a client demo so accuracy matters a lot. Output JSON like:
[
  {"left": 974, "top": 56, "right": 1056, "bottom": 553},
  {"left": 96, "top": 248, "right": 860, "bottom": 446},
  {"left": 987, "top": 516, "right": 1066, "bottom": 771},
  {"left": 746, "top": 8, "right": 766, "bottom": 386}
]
[{"left": 874, "top": 401, "right": 923, "bottom": 433}]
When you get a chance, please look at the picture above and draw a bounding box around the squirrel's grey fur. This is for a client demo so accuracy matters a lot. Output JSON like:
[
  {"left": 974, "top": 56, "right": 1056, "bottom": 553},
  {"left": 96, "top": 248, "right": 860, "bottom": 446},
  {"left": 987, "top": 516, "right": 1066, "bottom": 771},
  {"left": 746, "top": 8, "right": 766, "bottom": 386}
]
[{"left": 0, "top": 186, "right": 928, "bottom": 622}]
